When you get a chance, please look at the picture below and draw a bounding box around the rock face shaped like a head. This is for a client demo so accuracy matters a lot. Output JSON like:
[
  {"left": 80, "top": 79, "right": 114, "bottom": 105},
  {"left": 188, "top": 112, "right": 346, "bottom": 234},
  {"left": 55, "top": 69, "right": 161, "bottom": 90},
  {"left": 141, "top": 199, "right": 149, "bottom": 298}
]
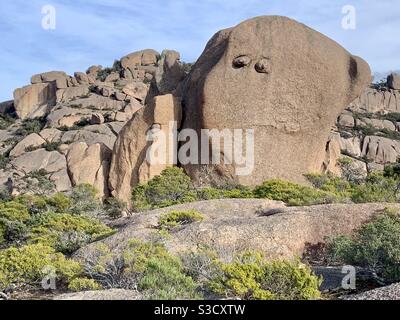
[{"left": 182, "top": 16, "right": 371, "bottom": 186}]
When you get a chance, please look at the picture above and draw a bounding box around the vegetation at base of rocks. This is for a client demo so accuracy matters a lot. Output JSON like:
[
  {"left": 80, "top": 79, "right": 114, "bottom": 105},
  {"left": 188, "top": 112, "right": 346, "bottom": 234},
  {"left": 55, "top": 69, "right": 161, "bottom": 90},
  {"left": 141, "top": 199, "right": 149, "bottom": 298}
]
[
  {"left": 158, "top": 210, "right": 205, "bottom": 231},
  {"left": 0, "top": 154, "right": 10, "bottom": 170},
  {"left": 0, "top": 113, "right": 17, "bottom": 130},
  {"left": 103, "top": 197, "right": 127, "bottom": 219},
  {"left": 43, "top": 141, "right": 63, "bottom": 152},
  {"left": 132, "top": 168, "right": 254, "bottom": 211},
  {"left": 131, "top": 162, "right": 400, "bottom": 210},
  {"left": 0, "top": 185, "right": 118, "bottom": 294},
  {"left": 253, "top": 179, "right": 341, "bottom": 206},
  {"left": 97, "top": 60, "right": 123, "bottom": 82},
  {"left": 20, "top": 170, "right": 57, "bottom": 195},
  {"left": 82, "top": 239, "right": 321, "bottom": 300},
  {"left": 0, "top": 244, "right": 82, "bottom": 292},
  {"left": 132, "top": 167, "right": 197, "bottom": 210},
  {"left": 68, "top": 277, "right": 102, "bottom": 292},
  {"left": 14, "top": 117, "right": 46, "bottom": 137},
  {"left": 207, "top": 251, "right": 321, "bottom": 300},
  {"left": 68, "top": 184, "right": 101, "bottom": 215},
  {"left": 83, "top": 240, "right": 200, "bottom": 300},
  {"left": 327, "top": 208, "right": 400, "bottom": 284}
]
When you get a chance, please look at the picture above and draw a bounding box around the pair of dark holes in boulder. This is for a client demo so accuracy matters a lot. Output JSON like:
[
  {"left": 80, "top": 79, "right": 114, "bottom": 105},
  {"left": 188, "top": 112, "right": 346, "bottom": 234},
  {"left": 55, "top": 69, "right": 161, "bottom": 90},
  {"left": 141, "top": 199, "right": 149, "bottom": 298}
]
[{"left": 233, "top": 56, "right": 271, "bottom": 73}]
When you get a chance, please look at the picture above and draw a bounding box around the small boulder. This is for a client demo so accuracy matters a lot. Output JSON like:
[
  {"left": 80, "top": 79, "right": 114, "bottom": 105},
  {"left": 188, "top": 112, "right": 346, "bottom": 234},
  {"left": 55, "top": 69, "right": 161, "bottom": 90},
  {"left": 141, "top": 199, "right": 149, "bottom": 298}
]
[
  {"left": 9, "top": 133, "right": 46, "bottom": 158},
  {"left": 388, "top": 73, "right": 400, "bottom": 90}
]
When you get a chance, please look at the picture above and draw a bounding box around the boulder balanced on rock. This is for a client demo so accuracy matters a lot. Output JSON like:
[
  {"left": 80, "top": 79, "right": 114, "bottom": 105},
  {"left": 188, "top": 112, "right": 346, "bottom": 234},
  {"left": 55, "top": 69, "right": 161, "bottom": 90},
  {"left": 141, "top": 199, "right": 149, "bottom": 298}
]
[{"left": 182, "top": 15, "right": 371, "bottom": 186}]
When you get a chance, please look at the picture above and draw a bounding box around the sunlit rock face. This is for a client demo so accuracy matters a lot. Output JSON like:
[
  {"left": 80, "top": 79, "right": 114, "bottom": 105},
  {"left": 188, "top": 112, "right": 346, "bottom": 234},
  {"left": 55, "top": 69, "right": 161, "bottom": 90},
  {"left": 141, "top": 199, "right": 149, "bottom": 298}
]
[{"left": 182, "top": 15, "right": 371, "bottom": 186}]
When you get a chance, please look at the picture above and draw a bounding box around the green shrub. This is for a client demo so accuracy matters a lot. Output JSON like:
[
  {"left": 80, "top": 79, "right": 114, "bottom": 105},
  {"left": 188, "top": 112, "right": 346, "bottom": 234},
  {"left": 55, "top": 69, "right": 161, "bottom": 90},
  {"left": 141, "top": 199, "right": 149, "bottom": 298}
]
[
  {"left": 132, "top": 168, "right": 197, "bottom": 210},
  {"left": 69, "top": 184, "right": 100, "bottom": 215},
  {"left": 327, "top": 208, "right": 400, "bottom": 283},
  {"left": 104, "top": 198, "right": 126, "bottom": 219},
  {"left": 0, "top": 244, "right": 82, "bottom": 291},
  {"left": 68, "top": 277, "right": 101, "bottom": 292},
  {"left": 0, "top": 220, "right": 28, "bottom": 243},
  {"left": 208, "top": 252, "right": 321, "bottom": 300},
  {"left": 253, "top": 179, "right": 338, "bottom": 206},
  {"left": 123, "top": 240, "right": 200, "bottom": 300},
  {"left": 158, "top": 210, "right": 205, "bottom": 230},
  {"left": 350, "top": 172, "right": 398, "bottom": 203},
  {"left": 306, "top": 173, "right": 353, "bottom": 198},
  {"left": 0, "top": 201, "right": 30, "bottom": 222},
  {"left": 0, "top": 154, "right": 10, "bottom": 170},
  {"left": 15, "top": 117, "right": 46, "bottom": 137},
  {"left": 29, "top": 213, "right": 114, "bottom": 254},
  {"left": 24, "top": 170, "right": 56, "bottom": 195},
  {"left": 338, "top": 158, "right": 367, "bottom": 184},
  {"left": 46, "top": 193, "right": 72, "bottom": 213}
]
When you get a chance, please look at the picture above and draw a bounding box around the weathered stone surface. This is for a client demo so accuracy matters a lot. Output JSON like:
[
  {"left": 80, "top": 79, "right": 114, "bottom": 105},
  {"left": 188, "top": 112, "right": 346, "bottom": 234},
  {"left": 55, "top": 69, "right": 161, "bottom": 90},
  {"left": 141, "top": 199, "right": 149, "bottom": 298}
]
[
  {"left": 155, "top": 50, "right": 186, "bottom": 94},
  {"left": 50, "top": 169, "right": 72, "bottom": 192},
  {"left": 105, "top": 72, "right": 120, "bottom": 83},
  {"left": 122, "top": 82, "right": 149, "bottom": 102},
  {"left": 344, "top": 283, "right": 400, "bottom": 300},
  {"left": 182, "top": 16, "right": 371, "bottom": 186},
  {"left": 138, "top": 94, "right": 182, "bottom": 183},
  {"left": 109, "top": 94, "right": 181, "bottom": 203},
  {"left": 75, "top": 200, "right": 399, "bottom": 262},
  {"left": 338, "top": 114, "right": 355, "bottom": 128},
  {"left": 13, "top": 83, "right": 56, "bottom": 119},
  {"left": 55, "top": 289, "right": 142, "bottom": 301},
  {"left": 121, "top": 50, "right": 160, "bottom": 74},
  {"left": 66, "top": 142, "right": 112, "bottom": 198},
  {"left": 74, "top": 72, "right": 89, "bottom": 85},
  {"left": 56, "top": 85, "right": 90, "bottom": 103},
  {"left": 362, "top": 136, "right": 400, "bottom": 164},
  {"left": 322, "top": 133, "right": 342, "bottom": 175},
  {"left": 9, "top": 133, "right": 46, "bottom": 158},
  {"left": 31, "top": 71, "right": 68, "bottom": 89},
  {"left": 90, "top": 113, "right": 105, "bottom": 125},
  {"left": 388, "top": 73, "right": 400, "bottom": 90},
  {"left": 86, "top": 65, "right": 102, "bottom": 78},
  {"left": 349, "top": 87, "right": 400, "bottom": 113},
  {"left": 340, "top": 136, "right": 362, "bottom": 158},
  {"left": 11, "top": 149, "right": 66, "bottom": 174},
  {"left": 115, "top": 92, "right": 127, "bottom": 101},
  {"left": 46, "top": 107, "right": 92, "bottom": 128},
  {"left": 62, "top": 128, "right": 116, "bottom": 150}
]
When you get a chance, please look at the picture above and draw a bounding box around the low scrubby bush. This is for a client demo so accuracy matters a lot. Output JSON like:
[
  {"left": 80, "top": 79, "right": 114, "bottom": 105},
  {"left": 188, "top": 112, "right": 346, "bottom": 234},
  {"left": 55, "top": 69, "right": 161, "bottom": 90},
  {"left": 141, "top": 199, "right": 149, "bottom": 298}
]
[
  {"left": 0, "top": 244, "right": 82, "bottom": 291},
  {"left": 85, "top": 240, "right": 200, "bottom": 300},
  {"left": 29, "top": 213, "right": 114, "bottom": 254},
  {"left": 158, "top": 210, "right": 205, "bottom": 230},
  {"left": 327, "top": 208, "right": 400, "bottom": 283},
  {"left": 253, "top": 179, "right": 339, "bottom": 206},
  {"left": 68, "top": 277, "right": 101, "bottom": 292},
  {"left": 69, "top": 184, "right": 100, "bottom": 215},
  {"left": 132, "top": 167, "right": 197, "bottom": 210},
  {"left": 207, "top": 251, "right": 321, "bottom": 300},
  {"left": 103, "top": 198, "right": 127, "bottom": 219}
]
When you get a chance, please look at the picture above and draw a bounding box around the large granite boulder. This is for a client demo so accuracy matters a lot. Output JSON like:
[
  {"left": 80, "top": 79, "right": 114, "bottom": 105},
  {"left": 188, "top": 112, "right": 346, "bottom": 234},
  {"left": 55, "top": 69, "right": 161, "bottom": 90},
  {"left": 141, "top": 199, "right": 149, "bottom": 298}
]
[
  {"left": 182, "top": 16, "right": 371, "bottom": 186},
  {"left": 108, "top": 94, "right": 182, "bottom": 204}
]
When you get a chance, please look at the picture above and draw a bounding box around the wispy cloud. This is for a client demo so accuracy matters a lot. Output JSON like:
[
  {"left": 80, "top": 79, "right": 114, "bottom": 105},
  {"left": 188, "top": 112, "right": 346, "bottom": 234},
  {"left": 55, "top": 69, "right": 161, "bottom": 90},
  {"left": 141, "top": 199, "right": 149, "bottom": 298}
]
[{"left": 0, "top": 0, "right": 399, "bottom": 101}]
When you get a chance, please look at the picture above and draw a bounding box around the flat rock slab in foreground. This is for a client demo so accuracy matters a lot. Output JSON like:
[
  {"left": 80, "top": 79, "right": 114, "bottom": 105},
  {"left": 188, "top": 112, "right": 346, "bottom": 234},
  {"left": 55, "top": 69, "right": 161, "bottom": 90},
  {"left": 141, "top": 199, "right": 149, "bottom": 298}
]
[
  {"left": 343, "top": 283, "right": 400, "bottom": 300},
  {"left": 76, "top": 199, "right": 400, "bottom": 262},
  {"left": 54, "top": 289, "right": 142, "bottom": 301}
]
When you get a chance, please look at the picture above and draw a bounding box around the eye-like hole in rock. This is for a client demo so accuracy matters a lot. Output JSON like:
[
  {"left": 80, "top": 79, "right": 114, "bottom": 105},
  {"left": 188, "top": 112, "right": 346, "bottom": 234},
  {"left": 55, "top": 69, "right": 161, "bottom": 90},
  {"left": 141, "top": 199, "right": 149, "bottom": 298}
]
[
  {"left": 255, "top": 58, "right": 271, "bottom": 73},
  {"left": 232, "top": 55, "right": 251, "bottom": 68}
]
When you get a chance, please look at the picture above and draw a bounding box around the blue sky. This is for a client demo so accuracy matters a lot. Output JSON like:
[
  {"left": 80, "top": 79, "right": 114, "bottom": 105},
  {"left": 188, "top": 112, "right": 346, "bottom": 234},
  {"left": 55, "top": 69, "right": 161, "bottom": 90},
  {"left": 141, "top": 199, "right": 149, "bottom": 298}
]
[{"left": 0, "top": 0, "right": 399, "bottom": 102}]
